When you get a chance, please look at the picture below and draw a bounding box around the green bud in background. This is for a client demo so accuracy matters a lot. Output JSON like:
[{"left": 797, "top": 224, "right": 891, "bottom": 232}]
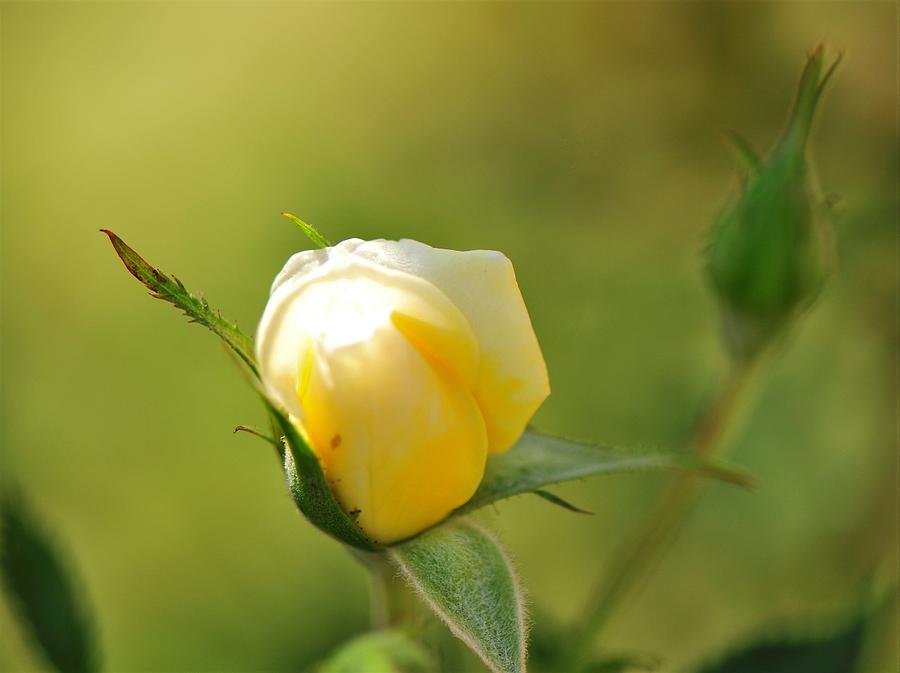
[
  {"left": 705, "top": 45, "right": 842, "bottom": 361},
  {"left": 319, "top": 629, "right": 436, "bottom": 673}
]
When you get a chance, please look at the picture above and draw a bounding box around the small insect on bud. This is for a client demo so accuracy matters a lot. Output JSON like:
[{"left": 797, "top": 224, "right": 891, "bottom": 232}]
[{"left": 705, "top": 45, "right": 842, "bottom": 360}]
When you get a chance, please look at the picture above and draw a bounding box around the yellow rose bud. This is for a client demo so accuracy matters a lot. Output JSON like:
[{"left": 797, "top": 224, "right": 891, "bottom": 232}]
[{"left": 256, "top": 239, "right": 549, "bottom": 543}]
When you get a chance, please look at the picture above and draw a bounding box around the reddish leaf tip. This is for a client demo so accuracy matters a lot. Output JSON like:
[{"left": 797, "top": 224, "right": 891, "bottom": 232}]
[{"left": 100, "top": 229, "right": 123, "bottom": 248}]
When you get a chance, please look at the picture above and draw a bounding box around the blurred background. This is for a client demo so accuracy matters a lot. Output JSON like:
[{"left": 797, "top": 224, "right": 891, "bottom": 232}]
[{"left": 1, "top": 2, "right": 897, "bottom": 671}]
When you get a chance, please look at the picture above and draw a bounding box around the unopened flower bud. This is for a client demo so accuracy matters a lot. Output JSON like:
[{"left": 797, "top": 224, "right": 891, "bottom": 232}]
[
  {"left": 706, "top": 45, "right": 841, "bottom": 359},
  {"left": 256, "top": 239, "right": 550, "bottom": 543}
]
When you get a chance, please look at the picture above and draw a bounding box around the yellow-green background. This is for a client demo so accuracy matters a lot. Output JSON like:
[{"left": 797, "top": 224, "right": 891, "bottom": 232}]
[{"left": 1, "top": 2, "right": 897, "bottom": 671}]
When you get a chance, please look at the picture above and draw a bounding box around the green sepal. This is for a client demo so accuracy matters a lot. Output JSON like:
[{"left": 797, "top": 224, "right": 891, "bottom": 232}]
[
  {"left": 721, "top": 129, "right": 761, "bottom": 183},
  {"left": 102, "top": 230, "right": 259, "bottom": 377},
  {"left": 455, "top": 430, "right": 754, "bottom": 516},
  {"left": 281, "top": 212, "right": 331, "bottom": 249},
  {"left": 389, "top": 520, "right": 526, "bottom": 673},
  {"left": 263, "top": 397, "right": 376, "bottom": 550},
  {"left": 780, "top": 44, "right": 843, "bottom": 159},
  {"left": 319, "top": 629, "right": 436, "bottom": 673},
  {"left": 1, "top": 492, "right": 99, "bottom": 673},
  {"left": 532, "top": 489, "right": 594, "bottom": 515}
]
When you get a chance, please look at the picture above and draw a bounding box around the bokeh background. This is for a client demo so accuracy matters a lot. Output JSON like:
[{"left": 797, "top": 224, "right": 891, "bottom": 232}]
[{"left": 1, "top": 2, "right": 897, "bottom": 671}]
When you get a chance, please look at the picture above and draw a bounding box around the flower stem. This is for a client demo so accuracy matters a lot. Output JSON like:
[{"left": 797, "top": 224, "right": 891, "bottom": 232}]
[
  {"left": 567, "top": 353, "right": 767, "bottom": 669},
  {"left": 353, "top": 550, "right": 410, "bottom": 629}
]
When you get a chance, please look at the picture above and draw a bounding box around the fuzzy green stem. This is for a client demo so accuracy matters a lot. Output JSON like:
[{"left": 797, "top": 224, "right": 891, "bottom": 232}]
[
  {"left": 353, "top": 550, "right": 411, "bottom": 629},
  {"left": 566, "top": 354, "right": 766, "bottom": 669}
]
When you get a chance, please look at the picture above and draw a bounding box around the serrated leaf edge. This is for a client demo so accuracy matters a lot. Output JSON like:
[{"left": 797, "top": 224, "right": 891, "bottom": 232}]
[{"left": 101, "top": 229, "right": 259, "bottom": 377}]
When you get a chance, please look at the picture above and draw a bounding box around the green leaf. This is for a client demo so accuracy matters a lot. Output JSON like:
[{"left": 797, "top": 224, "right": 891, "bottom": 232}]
[
  {"left": 281, "top": 211, "right": 331, "bottom": 248},
  {"left": 319, "top": 629, "right": 436, "bottom": 673},
  {"left": 389, "top": 520, "right": 526, "bottom": 673},
  {"left": 1, "top": 492, "right": 99, "bottom": 673},
  {"left": 101, "top": 230, "right": 259, "bottom": 377},
  {"left": 696, "top": 616, "right": 866, "bottom": 673},
  {"left": 264, "top": 397, "right": 375, "bottom": 550},
  {"left": 455, "top": 430, "right": 753, "bottom": 515}
]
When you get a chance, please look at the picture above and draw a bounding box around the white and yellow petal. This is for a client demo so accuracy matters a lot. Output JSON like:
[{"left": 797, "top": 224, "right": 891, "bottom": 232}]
[
  {"left": 344, "top": 239, "right": 550, "bottom": 453},
  {"left": 255, "top": 238, "right": 549, "bottom": 542}
]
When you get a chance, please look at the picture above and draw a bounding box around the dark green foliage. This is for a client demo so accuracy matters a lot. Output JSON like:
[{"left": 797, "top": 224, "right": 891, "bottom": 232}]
[
  {"left": 0, "top": 493, "right": 98, "bottom": 673},
  {"left": 697, "top": 615, "right": 866, "bottom": 673},
  {"left": 528, "top": 608, "right": 660, "bottom": 673},
  {"left": 705, "top": 46, "right": 841, "bottom": 359},
  {"left": 456, "top": 430, "right": 753, "bottom": 516},
  {"left": 586, "top": 656, "right": 660, "bottom": 672},
  {"left": 102, "top": 230, "right": 259, "bottom": 376}
]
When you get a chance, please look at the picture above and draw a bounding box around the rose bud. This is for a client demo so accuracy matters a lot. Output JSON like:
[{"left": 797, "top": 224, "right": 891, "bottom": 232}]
[
  {"left": 256, "top": 238, "right": 550, "bottom": 543},
  {"left": 705, "top": 45, "right": 841, "bottom": 360}
]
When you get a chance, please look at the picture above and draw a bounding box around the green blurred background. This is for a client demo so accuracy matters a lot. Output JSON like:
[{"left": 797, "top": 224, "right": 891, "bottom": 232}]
[{"left": 1, "top": 2, "right": 897, "bottom": 671}]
